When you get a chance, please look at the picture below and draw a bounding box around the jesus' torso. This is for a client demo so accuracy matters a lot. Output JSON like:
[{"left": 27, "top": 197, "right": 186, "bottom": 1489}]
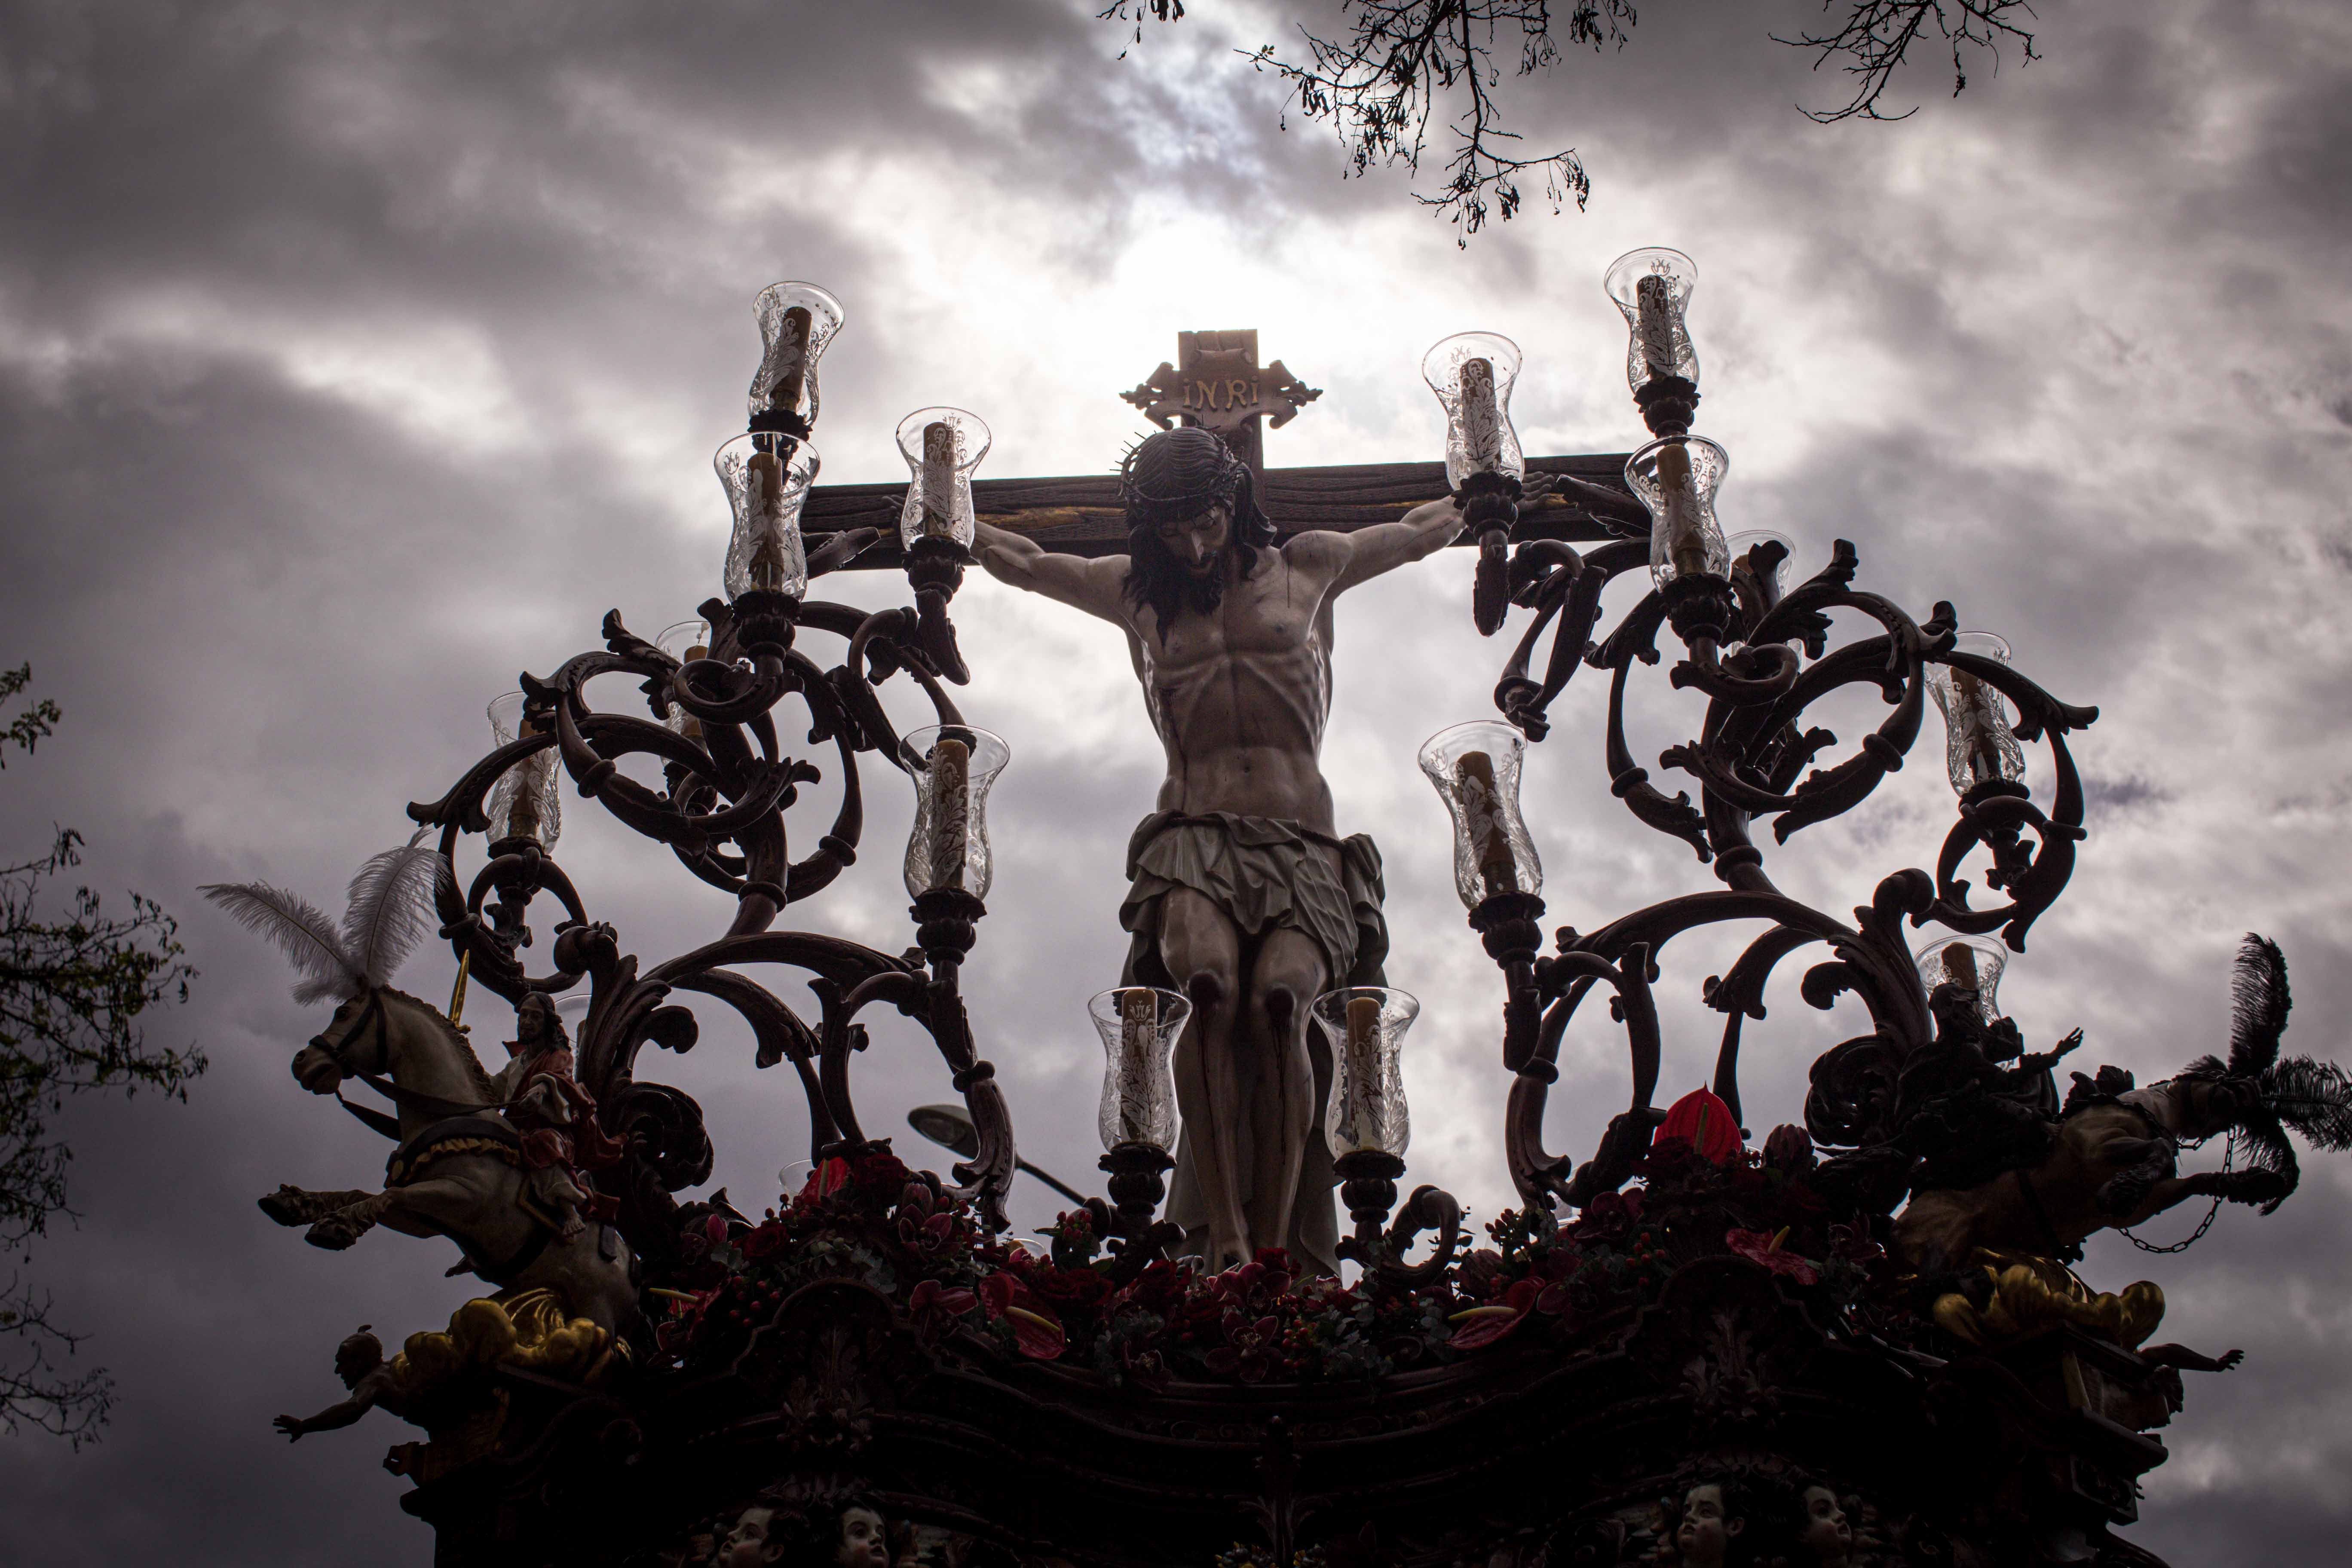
[{"left": 1122, "top": 544, "right": 1339, "bottom": 836}]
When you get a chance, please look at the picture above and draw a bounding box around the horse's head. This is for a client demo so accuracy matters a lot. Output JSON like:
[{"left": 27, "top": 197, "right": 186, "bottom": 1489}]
[
  {"left": 292, "top": 986, "right": 389, "bottom": 1094},
  {"left": 2131, "top": 1072, "right": 2260, "bottom": 1142}
]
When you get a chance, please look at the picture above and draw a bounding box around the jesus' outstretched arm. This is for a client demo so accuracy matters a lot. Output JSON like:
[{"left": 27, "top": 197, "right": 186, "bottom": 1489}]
[{"left": 971, "top": 519, "right": 1131, "bottom": 625}]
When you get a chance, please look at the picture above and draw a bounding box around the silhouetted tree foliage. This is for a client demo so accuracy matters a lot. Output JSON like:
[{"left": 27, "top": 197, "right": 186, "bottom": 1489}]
[
  {"left": 0, "top": 664, "right": 202, "bottom": 1446},
  {"left": 1102, "top": 0, "right": 2041, "bottom": 239}
]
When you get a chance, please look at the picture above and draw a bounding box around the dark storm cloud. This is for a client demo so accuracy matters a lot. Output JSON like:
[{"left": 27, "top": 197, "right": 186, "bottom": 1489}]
[{"left": 1, "top": 2, "right": 2348, "bottom": 1565}]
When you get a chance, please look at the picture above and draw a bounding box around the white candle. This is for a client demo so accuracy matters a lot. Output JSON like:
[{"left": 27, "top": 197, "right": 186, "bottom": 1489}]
[
  {"left": 1940, "top": 942, "right": 1980, "bottom": 992},
  {"left": 1344, "top": 995, "right": 1386, "bottom": 1149},
  {"left": 745, "top": 449, "right": 791, "bottom": 591},
  {"left": 926, "top": 736, "right": 971, "bottom": 891},
  {"left": 1458, "top": 357, "right": 1501, "bottom": 475},
  {"left": 920, "top": 421, "right": 958, "bottom": 540},
  {"left": 1655, "top": 440, "right": 1709, "bottom": 579},
  {"left": 760, "top": 306, "right": 811, "bottom": 415},
  {"left": 1118, "top": 989, "right": 1157, "bottom": 1143},
  {"left": 1636, "top": 273, "right": 1679, "bottom": 382},
  {"left": 1454, "top": 751, "right": 1517, "bottom": 900}
]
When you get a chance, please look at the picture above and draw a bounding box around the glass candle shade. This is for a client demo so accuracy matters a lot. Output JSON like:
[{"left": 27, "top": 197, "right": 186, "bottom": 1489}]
[
  {"left": 1724, "top": 530, "right": 1794, "bottom": 606},
  {"left": 1916, "top": 934, "right": 2008, "bottom": 1024},
  {"left": 487, "top": 691, "right": 563, "bottom": 849},
  {"left": 654, "top": 620, "right": 712, "bottom": 740},
  {"left": 1314, "top": 986, "right": 1418, "bottom": 1158},
  {"left": 554, "top": 991, "right": 592, "bottom": 1044},
  {"left": 1090, "top": 986, "right": 1191, "bottom": 1152},
  {"left": 1926, "top": 632, "right": 2027, "bottom": 795},
  {"left": 900, "top": 725, "right": 1010, "bottom": 899},
  {"left": 1420, "top": 331, "right": 1526, "bottom": 492},
  {"left": 746, "top": 281, "right": 844, "bottom": 430},
  {"left": 1627, "top": 435, "right": 1730, "bottom": 588},
  {"left": 895, "top": 407, "right": 990, "bottom": 553},
  {"left": 1418, "top": 721, "right": 1543, "bottom": 909},
  {"left": 716, "top": 432, "right": 817, "bottom": 600},
  {"left": 1603, "top": 248, "right": 1700, "bottom": 397}
]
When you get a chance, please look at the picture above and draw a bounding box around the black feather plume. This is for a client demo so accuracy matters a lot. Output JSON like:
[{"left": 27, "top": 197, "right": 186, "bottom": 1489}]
[
  {"left": 2262, "top": 1055, "right": 2352, "bottom": 1151},
  {"left": 2227, "top": 934, "right": 2291, "bottom": 1077}
]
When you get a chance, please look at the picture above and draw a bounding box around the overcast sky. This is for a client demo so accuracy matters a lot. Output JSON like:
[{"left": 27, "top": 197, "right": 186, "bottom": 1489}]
[{"left": 3, "top": 2, "right": 2349, "bottom": 1562}]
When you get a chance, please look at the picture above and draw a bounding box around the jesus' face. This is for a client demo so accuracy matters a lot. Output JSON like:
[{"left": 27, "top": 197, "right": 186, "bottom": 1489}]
[{"left": 1156, "top": 503, "right": 1231, "bottom": 580}]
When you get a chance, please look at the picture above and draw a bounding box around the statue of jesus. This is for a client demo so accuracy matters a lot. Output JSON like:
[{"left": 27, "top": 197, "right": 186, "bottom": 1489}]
[{"left": 972, "top": 427, "right": 1473, "bottom": 1274}]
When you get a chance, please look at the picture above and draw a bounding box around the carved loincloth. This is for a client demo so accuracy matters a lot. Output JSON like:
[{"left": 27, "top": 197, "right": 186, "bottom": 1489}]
[
  {"left": 1118, "top": 811, "right": 1390, "bottom": 1277},
  {"left": 1118, "top": 810, "right": 1389, "bottom": 992}
]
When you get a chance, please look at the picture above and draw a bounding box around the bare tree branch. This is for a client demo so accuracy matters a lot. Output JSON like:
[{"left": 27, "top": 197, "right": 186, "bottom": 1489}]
[
  {"left": 1774, "top": 1, "right": 2040, "bottom": 123},
  {"left": 0, "top": 1275, "right": 114, "bottom": 1447},
  {"left": 1241, "top": 1, "right": 1637, "bottom": 242},
  {"left": 1097, "top": 3, "right": 2051, "bottom": 240}
]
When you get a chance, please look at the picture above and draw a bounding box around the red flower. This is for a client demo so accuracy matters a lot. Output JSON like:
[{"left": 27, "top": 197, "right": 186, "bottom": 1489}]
[
  {"left": 799, "top": 1158, "right": 850, "bottom": 1203},
  {"left": 740, "top": 1220, "right": 790, "bottom": 1259},
  {"left": 977, "top": 1272, "right": 1066, "bottom": 1359},
  {"left": 1449, "top": 1278, "right": 1541, "bottom": 1350},
  {"left": 1028, "top": 1264, "right": 1111, "bottom": 1316},
  {"left": 1204, "top": 1312, "right": 1286, "bottom": 1381},
  {"left": 1654, "top": 1087, "right": 1744, "bottom": 1165},
  {"left": 1725, "top": 1228, "right": 1819, "bottom": 1285},
  {"left": 907, "top": 1278, "right": 978, "bottom": 1334},
  {"left": 1117, "top": 1259, "right": 1188, "bottom": 1318}
]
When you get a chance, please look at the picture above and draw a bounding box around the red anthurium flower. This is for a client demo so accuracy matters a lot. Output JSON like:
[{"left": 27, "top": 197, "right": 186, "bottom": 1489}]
[
  {"left": 1002, "top": 1305, "right": 1066, "bottom": 1359},
  {"left": 1655, "top": 1087, "right": 1744, "bottom": 1165},
  {"left": 1449, "top": 1278, "right": 1541, "bottom": 1350},
  {"left": 1725, "top": 1227, "right": 1819, "bottom": 1285},
  {"left": 800, "top": 1158, "right": 850, "bottom": 1202}
]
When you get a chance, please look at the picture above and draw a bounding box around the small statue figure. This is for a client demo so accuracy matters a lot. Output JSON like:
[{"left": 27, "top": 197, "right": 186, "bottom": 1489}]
[
  {"left": 273, "top": 1325, "right": 411, "bottom": 1442},
  {"left": 718, "top": 1505, "right": 787, "bottom": 1568},
  {"left": 1644, "top": 1479, "right": 1757, "bottom": 1568},
  {"left": 835, "top": 1504, "right": 892, "bottom": 1568},
  {"left": 1796, "top": 1483, "right": 1853, "bottom": 1567},
  {"left": 496, "top": 991, "right": 625, "bottom": 1240}
]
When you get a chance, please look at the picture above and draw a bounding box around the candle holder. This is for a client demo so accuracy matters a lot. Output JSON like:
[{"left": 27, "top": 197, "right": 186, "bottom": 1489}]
[
  {"left": 487, "top": 691, "right": 563, "bottom": 851},
  {"left": 1604, "top": 248, "right": 1700, "bottom": 437},
  {"left": 1928, "top": 631, "right": 2027, "bottom": 794},
  {"left": 745, "top": 281, "right": 844, "bottom": 438},
  {"left": 1916, "top": 933, "right": 2009, "bottom": 1027},
  {"left": 1422, "top": 332, "right": 1527, "bottom": 637},
  {"left": 1723, "top": 530, "right": 1794, "bottom": 632},
  {"left": 901, "top": 723, "right": 1009, "bottom": 931},
  {"left": 717, "top": 432, "right": 818, "bottom": 607},
  {"left": 1418, "top": 722, "right": 1546, "bottom": 1067},
  {"left": 896, "top": 407, "right": 989, "bottom": 684}
]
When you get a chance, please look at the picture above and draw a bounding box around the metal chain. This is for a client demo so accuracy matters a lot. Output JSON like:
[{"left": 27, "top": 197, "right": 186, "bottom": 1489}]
[{"left": 2121, "top": 1130, "right": 2233, "bottom": 1255}]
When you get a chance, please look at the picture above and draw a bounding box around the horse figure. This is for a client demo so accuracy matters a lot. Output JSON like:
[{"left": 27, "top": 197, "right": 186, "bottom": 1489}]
[
  {"left": 1895, "top": 934, "right": 2352, "bottom": 1278},
  {"left": 257, "top": 982, "right": 640, "bottom": 1335},
  {"left": 205, "top": 842, "right": 640, "bottom": 1336}
]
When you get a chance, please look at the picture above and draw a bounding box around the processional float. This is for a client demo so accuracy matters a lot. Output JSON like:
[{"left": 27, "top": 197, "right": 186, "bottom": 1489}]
[{"left": 209, "top": 257, "right": 2352, "bottom": 1568}]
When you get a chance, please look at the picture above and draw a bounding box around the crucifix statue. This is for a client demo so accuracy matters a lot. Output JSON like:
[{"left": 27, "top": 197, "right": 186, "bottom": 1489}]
[
  {"left": 800, "top": 329, "right": 1637, "bottom": 1273},
  {"left": 967, "top": 332, "right": 1540, "bottom": 1274}
]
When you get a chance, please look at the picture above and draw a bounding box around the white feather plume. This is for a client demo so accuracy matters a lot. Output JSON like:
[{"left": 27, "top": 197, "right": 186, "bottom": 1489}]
[
  {"left": 341, "top": 836, "right": 449, "bottom": 988},
  {"left": 201, "top": 881, "right": 360, "bottom": 1005}
]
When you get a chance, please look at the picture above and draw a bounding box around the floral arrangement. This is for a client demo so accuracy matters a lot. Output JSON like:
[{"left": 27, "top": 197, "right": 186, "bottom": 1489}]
[{"left": 662, "top": 1100, "right": 1894, "bottom": 1387}]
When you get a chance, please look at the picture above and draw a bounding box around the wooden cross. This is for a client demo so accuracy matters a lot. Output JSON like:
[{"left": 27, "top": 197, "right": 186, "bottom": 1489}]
[{"left": 800, "top": 328, "right": 1645, "bottom": 563}]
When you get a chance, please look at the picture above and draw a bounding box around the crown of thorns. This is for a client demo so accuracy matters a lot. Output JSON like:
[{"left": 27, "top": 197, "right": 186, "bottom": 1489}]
[{"left": 1118, "top": 428, "right": 1246, "bottom": 525}]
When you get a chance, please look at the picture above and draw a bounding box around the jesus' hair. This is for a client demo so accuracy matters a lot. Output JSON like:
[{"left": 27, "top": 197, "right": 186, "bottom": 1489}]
[{"left": 1118, "top": 427, "right": 1275, "bottom": 637}]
